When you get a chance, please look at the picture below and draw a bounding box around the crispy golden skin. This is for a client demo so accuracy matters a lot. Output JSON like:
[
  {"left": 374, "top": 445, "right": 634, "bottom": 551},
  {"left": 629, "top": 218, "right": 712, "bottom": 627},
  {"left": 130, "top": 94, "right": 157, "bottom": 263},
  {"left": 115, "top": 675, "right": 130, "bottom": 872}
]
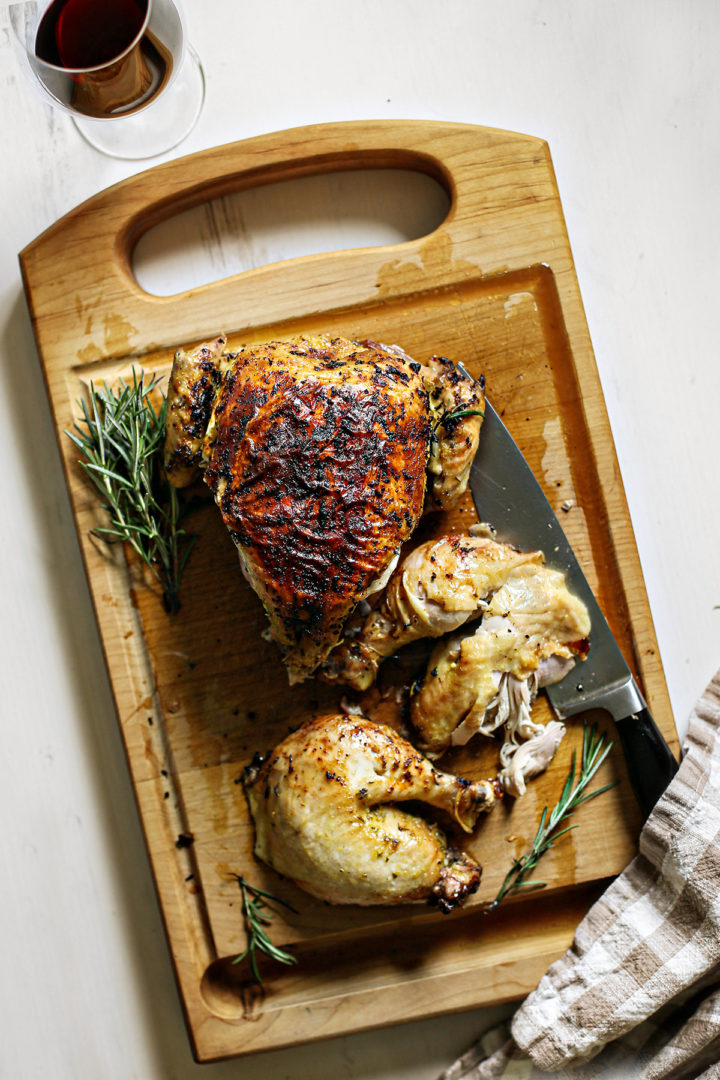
[{"left": 244, "top": 714, "right": 499, "bottom": 909}]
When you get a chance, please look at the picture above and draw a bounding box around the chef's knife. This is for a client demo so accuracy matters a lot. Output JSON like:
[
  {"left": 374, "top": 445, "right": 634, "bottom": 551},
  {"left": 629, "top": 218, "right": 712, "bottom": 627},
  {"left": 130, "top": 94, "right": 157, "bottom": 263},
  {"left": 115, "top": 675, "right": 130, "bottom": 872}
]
[{"left": 460, "top": 373, "right": 678, "bottom": 820}]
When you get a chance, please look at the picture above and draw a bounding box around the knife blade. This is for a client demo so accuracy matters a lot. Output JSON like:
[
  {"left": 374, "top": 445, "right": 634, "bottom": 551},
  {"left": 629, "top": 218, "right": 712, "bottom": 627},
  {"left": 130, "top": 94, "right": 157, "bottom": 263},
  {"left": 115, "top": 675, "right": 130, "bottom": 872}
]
[{"left": 460, "top": 373, "right": 678, "bottom": 819}]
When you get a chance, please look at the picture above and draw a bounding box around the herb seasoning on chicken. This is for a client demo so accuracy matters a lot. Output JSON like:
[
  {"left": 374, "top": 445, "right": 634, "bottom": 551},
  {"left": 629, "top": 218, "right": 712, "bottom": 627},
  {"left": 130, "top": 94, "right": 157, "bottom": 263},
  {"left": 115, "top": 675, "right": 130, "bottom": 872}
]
[
  {"left": 410, "top": 553, "right": 590, "bottom": 791},
  {"left": 321, "top": 533, "right": 541, "bottom": 689},
  {"left": 164, "top": 335, "right": 483, "bottom": 683},
  {"left": 327, "top": 531, "right": 590, "bottom": 795},
  {"left": 244, "top": 714, "right": 500, "bottom": 910}
]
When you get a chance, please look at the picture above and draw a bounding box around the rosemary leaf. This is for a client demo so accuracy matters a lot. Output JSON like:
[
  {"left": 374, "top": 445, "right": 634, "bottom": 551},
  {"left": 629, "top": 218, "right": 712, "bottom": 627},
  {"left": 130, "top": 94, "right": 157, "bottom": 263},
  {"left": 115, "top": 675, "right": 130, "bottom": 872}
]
[
  {"left": 231, "top": 875, "right": 298, "bottom": 984},
  {"left": 444, "top": 407, "right": 485, "bottom": 422},
  {"left": 433, "top": 405, "right": 485, "bottom": 431},
  {"left": 66, "top": 370, "right": 195, "bottom": 614},
  {"left": 490, "top": 724, "right": 618, "bottom": 909}
]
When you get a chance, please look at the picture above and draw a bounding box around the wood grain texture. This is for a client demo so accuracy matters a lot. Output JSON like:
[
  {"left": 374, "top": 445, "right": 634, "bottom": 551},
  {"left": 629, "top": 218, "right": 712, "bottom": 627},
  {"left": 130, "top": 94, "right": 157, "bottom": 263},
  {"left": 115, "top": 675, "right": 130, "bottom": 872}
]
[{"left": 19, "top": 119, "right": 678, "bottom": 1063}]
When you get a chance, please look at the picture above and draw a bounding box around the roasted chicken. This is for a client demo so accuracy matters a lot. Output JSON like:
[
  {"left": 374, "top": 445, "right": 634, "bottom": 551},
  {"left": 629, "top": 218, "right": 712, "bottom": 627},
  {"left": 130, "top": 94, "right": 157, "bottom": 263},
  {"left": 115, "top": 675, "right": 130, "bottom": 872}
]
[
  {"left": 164, "top": 336, "right": 483, "bottom": 683},
  {"left": 321, "top": 533, "right": 543, "bottom": 690},
  {"left": 244, "top": 714, "right": 500, "bottom": 910},
  {"left": 410, "top": 558, "right": 590, "bottom": 762},
  {"left": 327, "top": 531, "right": 589, "bottom": 795}
]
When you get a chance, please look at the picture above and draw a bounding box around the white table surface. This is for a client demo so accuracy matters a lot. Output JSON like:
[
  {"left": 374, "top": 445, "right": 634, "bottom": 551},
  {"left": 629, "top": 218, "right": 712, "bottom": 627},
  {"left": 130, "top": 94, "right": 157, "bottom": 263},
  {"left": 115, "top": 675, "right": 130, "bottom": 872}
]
[{"left": 1, "top": 2, "right": 719, "bottom": 1076}]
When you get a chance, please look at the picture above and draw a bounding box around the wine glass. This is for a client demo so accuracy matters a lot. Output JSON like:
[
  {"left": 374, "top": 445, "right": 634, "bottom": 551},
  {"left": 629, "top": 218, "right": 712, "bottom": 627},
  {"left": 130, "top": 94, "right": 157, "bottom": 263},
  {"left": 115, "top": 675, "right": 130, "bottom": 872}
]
[{"left": 9, "top": 0, "right": 205, "bottom": 160}]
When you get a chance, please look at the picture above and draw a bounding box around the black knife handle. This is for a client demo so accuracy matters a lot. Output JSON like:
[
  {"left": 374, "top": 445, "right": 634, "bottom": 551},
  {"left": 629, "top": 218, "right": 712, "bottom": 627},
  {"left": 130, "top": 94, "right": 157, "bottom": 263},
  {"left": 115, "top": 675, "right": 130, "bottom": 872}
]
[{"left": 615, "top": 708, "right": 679, "bottom": 821}]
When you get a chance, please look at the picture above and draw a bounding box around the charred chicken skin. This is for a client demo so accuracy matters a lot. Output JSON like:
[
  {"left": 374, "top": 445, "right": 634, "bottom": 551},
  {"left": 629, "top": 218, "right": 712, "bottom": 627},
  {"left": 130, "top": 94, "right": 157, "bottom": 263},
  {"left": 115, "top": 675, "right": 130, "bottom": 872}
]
[
  {"left": 164, "top": 335, "right": 483, "bottom": 683},
  {"left": 244, "top": 714, "right": 499, "bottom": 909}
]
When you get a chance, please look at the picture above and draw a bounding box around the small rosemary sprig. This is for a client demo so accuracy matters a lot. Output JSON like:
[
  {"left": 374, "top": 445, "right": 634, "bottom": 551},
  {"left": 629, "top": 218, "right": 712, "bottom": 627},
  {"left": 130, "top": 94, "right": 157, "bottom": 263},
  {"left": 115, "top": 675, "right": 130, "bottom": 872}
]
[
  {"left": 491, "top": 724, "right": 617, "bottom": 909},
  {"left": 66, "top": 370, "right": 195, "bottom": 614},
  {"left": 433, "top": 405, "right": 485, "bottom": 432},
  {"left": 231, "top": 875, "right": 298, "bottom": 984},
  {"left": 443, "top": 406, "right": 485, "bottom": 423}
]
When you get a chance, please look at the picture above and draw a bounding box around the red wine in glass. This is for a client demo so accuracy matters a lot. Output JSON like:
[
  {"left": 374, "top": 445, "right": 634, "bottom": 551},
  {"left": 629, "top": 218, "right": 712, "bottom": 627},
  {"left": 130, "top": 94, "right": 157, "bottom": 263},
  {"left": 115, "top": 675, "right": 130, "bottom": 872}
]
[
  {"left": 32, "top": 0, "right": 175, "bottom": 118},
  {"left": 11, "top": 0, "right": 204, "bottom": 158},
  {"left": 36, "top": 0, "right": 148, "bottom": 69}
]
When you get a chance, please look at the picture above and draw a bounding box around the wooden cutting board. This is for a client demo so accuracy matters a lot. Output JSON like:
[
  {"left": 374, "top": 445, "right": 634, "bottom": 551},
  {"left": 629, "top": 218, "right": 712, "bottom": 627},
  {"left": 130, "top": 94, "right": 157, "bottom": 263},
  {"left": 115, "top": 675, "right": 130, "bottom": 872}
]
[{"left": 20, "top": 119, "right": 678, "bottom": 1063}]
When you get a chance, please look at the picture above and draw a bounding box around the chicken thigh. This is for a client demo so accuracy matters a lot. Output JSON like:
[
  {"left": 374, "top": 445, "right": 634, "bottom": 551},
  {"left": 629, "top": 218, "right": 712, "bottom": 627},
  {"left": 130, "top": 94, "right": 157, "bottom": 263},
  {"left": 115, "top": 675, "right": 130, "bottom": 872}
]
[
  {"left": 164, "top": 336, "right": 483, "bottom": 683},
  {"left": 244, "top": 714, "right": 500, "bottom": 910}
]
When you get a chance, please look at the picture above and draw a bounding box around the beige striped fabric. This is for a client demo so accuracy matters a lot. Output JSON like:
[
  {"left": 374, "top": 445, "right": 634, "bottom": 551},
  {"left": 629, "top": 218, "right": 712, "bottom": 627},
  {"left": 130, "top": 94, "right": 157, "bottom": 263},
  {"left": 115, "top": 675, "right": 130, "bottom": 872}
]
[{"left": 439, "top": 669, "right": 720, "bottom": 1080}]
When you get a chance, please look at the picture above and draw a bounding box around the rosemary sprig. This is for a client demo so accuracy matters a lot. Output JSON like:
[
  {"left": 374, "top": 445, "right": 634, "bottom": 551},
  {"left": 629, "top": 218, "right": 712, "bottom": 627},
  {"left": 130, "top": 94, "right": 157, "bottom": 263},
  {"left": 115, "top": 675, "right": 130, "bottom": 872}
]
[
  {"left": 491, "top": 724, "right": 618, "bottom": 909},
  {"left": 231, "top": 875, "right": 298, "bottom": 984},
  {"left": 443, "top": 406, "right": 485, "bottom": 423},
  {"left": 433, "top": 405, "right": 485, "bottom": 432},
  {"left": 65, "top": 370, "right": 195, "bottom": 614}
]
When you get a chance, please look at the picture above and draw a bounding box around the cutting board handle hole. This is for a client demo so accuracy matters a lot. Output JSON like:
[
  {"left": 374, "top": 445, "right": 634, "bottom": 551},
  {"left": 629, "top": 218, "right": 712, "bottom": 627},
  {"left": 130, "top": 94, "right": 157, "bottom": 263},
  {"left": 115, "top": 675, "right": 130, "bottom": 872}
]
[{"left": 131, "top": 168, "right": 450, "bottom": 297}]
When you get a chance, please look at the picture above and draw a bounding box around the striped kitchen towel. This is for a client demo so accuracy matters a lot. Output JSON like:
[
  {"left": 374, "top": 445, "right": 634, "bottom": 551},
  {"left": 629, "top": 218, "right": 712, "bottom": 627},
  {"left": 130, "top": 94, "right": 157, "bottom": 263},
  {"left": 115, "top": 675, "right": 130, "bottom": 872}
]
[{"left": 439, "top": 667, "right": 720, "bottom": 1080}]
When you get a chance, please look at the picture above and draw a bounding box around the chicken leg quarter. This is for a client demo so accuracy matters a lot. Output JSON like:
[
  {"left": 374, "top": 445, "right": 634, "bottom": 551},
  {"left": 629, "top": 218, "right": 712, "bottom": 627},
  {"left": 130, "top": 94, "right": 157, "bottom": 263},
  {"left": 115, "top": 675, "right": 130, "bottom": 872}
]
[{"left": 244, "top": 714, "right": 500, "bottom": 910}]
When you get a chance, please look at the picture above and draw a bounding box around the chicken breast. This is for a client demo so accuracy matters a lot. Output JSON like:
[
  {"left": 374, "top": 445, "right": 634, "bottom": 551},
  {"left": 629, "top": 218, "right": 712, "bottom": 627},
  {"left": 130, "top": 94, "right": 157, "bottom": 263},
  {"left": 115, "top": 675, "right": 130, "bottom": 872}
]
[
  {"left": 164, "top": 336, "right": 484, "bottom": 683},
  {"left": 244, "top": 714, "right": 500, "bottom": 910}
]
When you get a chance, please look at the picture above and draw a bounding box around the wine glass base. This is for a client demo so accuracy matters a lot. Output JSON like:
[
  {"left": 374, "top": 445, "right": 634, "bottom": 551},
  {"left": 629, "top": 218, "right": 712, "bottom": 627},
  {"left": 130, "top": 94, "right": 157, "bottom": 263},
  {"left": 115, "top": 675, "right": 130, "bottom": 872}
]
[{"left": 71, "top": 45, "right": 205, "bottom": 160}]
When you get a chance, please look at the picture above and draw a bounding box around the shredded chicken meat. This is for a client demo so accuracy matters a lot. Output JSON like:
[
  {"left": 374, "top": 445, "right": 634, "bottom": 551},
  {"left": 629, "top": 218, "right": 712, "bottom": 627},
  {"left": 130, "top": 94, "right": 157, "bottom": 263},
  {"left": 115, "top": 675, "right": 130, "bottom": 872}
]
[
  {"left": 329, "top": 531, "right": 590, "bottom": 797},
  {"left": 407, "top": 553, "right": 590, "bottom": 800}
]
